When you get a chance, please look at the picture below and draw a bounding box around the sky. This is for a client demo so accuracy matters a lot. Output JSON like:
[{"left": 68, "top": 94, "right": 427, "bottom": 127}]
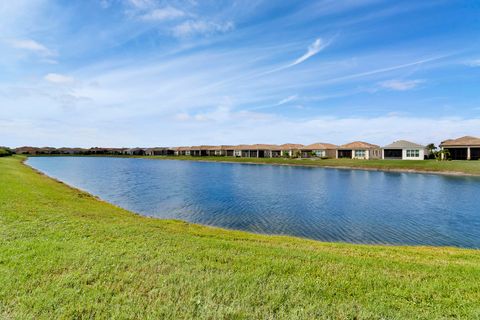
[{"left": 1, "top": 0, "right": 479, "bottom": 148}]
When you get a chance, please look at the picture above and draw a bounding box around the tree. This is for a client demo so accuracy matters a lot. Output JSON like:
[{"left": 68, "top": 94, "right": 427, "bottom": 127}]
[
  {"left": 0, "top": 147, "right": 13, "bottom": 157},
  {"left": 426, "top": 143, "right": 437, "bottom": 159},
  {"left": 434, "top": 149, "right": 450, "bottom": 161}
]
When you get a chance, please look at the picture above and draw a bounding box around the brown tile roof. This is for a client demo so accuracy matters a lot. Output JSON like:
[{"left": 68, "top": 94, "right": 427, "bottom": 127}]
[
  {"left": 338, "top": 141, "right": 380, "bottom": 149},
  {"left": 219, "top": 145, "right": 235, "bottom": 150},
  {"left": 302, "top": 142, "right": 338, "bottom": 150},
  {"left": 190, "top": 145, "right": 216, "bottom": 150},
  {"left": 279, "top": 143, "right": 304, "bottom": 150},
  {"left": 440, "top": 136, "right": 480, "bottom": 147},
  {"left": 232, "top": 144, "right": 253, "bottom": 150},
  {"left": 232, "top": 144, "right": 281, "bottom": 150}
]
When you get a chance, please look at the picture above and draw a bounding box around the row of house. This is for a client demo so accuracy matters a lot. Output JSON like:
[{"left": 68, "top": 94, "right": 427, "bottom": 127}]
[
  {"left": 170, "top": 140, "right": 426, "bottom": 160},
  {"left": 13, "top": 136, "right": 480, "bottom": 160},
  {"left": 13, "top": 146, "right": 175, "bottom": 156}
]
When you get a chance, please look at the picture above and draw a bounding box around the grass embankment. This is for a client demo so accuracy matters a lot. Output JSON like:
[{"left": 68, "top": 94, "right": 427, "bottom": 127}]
[
  {"left": 148, "top": 156, "right": 480, "bottom": 176},
  {"left": 1, "top": 156, "right": 480, "bottom": 319}
]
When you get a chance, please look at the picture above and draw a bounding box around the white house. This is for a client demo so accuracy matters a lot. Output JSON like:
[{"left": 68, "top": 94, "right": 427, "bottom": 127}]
[{"left": 382, "top": 140, "right": 426, "bottom": 160}]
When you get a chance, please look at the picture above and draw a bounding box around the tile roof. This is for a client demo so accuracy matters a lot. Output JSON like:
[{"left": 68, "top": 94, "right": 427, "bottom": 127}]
[
  {"left": 279, "top": 143, "right": 304, "bottom": 150},
  {"left": 382, "top": 140, "right": 425, "bottom": 149},
  {"left": 301, "top": 142, "right": 338, "bottom": 150},
  {"left": 338, "top": 141, "right": 380, "bottom": 149},
  {"left": 440, "top": 136, "right": 480, "bottom": 147}
]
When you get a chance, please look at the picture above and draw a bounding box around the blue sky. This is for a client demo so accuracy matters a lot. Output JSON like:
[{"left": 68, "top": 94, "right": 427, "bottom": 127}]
[{"left": 1, "top": 0, "right": 479, "bottom": 147}]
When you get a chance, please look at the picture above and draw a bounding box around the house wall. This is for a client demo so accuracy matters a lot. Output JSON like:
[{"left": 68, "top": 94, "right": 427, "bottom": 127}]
[
  {"left": 352, "top": 149, "right": 369, "bottom": 159},
  {"left": 402, "top": 149, "right": 425, "bottom": 160}
]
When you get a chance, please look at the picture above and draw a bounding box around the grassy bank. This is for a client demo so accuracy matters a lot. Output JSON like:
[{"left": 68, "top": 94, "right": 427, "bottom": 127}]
[{"left": 1, "top": 156, "right": 480, "bottom": 319}]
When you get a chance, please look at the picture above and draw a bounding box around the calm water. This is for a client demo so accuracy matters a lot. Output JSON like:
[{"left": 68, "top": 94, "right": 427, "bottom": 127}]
[{"left": 27, "top": 157, "right": 480, "bottom": 248}]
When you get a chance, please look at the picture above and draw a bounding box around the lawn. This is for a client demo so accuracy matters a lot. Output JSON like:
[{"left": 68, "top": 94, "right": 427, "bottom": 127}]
[{"left": 1, "top": 156, "right": 480, "bottom": 319}]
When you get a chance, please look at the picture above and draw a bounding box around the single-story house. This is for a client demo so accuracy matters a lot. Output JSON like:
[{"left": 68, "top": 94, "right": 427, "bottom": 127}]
[
  {"left": 15, "top": 146, "right": 40, "bottom": 155},
  {"left": 382, "top": 140, "right": 426, "bottom": 160},
  {"left": 208, "top": 145, "right": 237, "bottom": 156},
  {"left": 57, "top": 147, "right": 86, "bottom": 154},
  {"left": 174, "top": 146, "right": 191, "bottom": 156},
  {"left": 279, "top": 143, "right": 304, "bottom": 157},
  {"left": 145, "top": 147, "right": 173, "bottom": 156},
  {"left": 190, "top": 146, "right": 216, "bottom": 156},
  {"left": 220, "top": 145, "right": 235, "bottom": 157},
  {"left": 440, "top": 136, "right": 480, "bottom": 160},
  {"left": 337, "top": 141, "right": 381, "bottom": 159},
  {"left": 123, "top": 148, "right": 146, "bottom": 156},
  {"left": 301, "top": 143, "right": 337, "bottom": 158},
  {"left": 229, "top": 144, "right": 273, "bottom": 157}
]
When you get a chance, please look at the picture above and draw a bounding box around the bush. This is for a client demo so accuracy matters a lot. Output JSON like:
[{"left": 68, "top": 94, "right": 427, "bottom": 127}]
[{"left": 0, "top": 147, "right": 13, "bottom": 157}]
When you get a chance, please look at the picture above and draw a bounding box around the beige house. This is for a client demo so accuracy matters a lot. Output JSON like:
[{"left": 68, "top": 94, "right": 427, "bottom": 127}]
[
  {"left": 382, "top": 140, "right": 426, "bottom": 160},
  {"left": 301, "top": 143, "right": 337, "bottom": 158},
  {"left": 337, "top": 141, "right": 381, "bottom": 159},
  {"left": 174, "top": 146, "right": 191, "bottom": 156},
  {"left": 232, "top": 144, "right": 280, "bottom": 158},
  {"left": 279, "top": 143, "right": 304, "bottom": 157},
  {"left": 190, "top": 145, "right": 216, "bottom": 156},
  {"left": 144, "top": 147, "right": 172, "bottom": 156},
  {"left": 440, "top": 136, "right": 480, "bottom": 160}
]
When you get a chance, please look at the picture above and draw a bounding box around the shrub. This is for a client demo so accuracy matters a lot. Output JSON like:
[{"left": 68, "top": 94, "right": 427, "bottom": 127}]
[{"left": 0, "top": 147, "right": 13, "bottom": 157}]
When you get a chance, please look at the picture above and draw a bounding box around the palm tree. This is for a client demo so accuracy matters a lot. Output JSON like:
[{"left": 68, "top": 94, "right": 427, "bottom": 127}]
[{"left": 426, "top": 143, "right": 437, "bottom": 159}]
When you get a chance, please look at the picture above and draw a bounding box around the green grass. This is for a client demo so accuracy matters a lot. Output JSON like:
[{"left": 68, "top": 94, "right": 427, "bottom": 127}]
[{"left": 1, "top": 156, "right": 480, "bottom": 319}]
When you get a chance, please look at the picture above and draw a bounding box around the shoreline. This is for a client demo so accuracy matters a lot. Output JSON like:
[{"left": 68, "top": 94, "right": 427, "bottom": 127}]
[
  {"left": 27, "top": 154, "right": 480, "bottom": 177},
  {"left": 157, "top": 157, "right": 480, "bottom": 177}
]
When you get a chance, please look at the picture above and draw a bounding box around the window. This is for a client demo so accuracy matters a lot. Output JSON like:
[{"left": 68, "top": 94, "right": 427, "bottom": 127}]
[
  {"left": 314, "top": 150, "right": 326, "bottom": 157},
  {"left": 354, "top": 150, "right": 366, "bottom": 158},
  {"left": 406, "top": 149, "right": 420, "bottom": 158}
]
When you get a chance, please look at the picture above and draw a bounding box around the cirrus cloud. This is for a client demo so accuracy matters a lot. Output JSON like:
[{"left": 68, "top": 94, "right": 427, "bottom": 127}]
[
  {"left": 379, "top": 79, "right": 424, "bottom": 91},
  {"left": 172, "top": 20, "right": 234, "bottom": 38},
  {"left": 44, "top": 73, "right": 75, "bottom": 84}
]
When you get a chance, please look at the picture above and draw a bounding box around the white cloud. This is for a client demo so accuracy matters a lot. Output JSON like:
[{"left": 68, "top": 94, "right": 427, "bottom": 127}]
[
  {"left": 379, "top": 79, "right": 424, "bottom": 91},
  {"left": 175, "top": 112, "right": 191, "bottom": 121},
  {"left": 291, "top": 38, "right": 329, "bottom": 66},
  {"left": 141, "top": 6, "right": 185, "bottom": 21},
  {"left": 277, "top": 95, "right": 298, "bottom": 105},
  {"left": 258, "top": 38, "right": 331, "bottom": 76},
  {"left": 127, "top": 0, "right": 154, "bottom": 9},
  {"left": 44, "top": 73, "right": 75, "bottom": 84},
  {"left": 172, "top": 20, "right": 234, "bottom": 37},
  {"left": 465, "top": 59, "right": 480, "bottom": 67},
  {"left": 9, "top": 39, "right": 55, "bottom": 57}
]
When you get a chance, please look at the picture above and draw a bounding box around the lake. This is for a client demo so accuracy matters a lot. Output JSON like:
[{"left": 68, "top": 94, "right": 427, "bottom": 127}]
[{"left": 27, "top": 157, "right": 480, "bottom": 248}]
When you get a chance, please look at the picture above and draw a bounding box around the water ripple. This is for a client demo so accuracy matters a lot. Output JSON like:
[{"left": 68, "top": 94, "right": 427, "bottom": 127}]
[{"left": 27, "top": 157, "right": 480, "bottom": 248}]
